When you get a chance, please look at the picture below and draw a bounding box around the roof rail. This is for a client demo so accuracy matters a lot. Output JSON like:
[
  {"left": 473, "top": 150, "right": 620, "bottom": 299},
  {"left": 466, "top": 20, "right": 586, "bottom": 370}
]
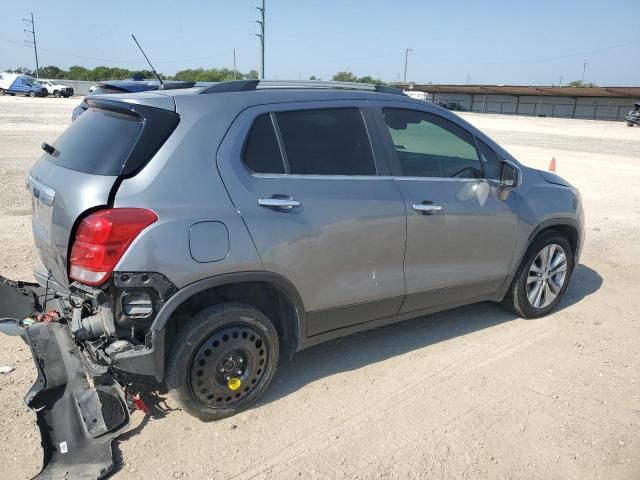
[{"left": 198, "top": 80, "right": 406, "bottom": 96}]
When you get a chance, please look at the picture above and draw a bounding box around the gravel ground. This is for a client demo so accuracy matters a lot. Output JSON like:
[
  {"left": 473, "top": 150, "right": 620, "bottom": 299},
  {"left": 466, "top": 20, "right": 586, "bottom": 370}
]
[{"left": 0, "top": 95, "right": 639, "bottom": 479}]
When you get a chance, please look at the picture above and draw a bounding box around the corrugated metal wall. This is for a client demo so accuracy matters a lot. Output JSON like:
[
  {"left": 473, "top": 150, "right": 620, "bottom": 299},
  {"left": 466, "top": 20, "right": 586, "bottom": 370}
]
[{"left": 404, "top": 91, "right": 638, "bottom": 121}]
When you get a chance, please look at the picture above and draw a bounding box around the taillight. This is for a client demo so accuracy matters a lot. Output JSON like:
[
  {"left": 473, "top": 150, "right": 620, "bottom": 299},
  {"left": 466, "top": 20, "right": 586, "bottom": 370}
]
[{"left": 69, "top": 208, "right": 158, "bottom": 286}]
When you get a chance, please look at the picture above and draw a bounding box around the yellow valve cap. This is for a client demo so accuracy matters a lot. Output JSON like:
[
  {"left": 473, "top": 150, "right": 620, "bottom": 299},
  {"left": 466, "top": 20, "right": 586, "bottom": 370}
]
[{"left": 227, "top": 377, "right": 242, "bottom": 391}]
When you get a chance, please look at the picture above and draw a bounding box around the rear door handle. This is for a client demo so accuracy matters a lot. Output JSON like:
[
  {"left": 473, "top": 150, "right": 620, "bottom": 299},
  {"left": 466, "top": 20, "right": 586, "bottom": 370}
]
[
  {"left": 258, "top": 197, "right": 301, "bottom": 210},
  {"left": 412, "top": 203, "right": 443, "bottom": 213}
]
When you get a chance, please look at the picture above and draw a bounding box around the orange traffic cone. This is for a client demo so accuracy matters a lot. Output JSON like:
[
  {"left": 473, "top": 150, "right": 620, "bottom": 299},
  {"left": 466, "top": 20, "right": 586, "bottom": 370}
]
[{"left": 549, "top": 157, "right": 556, "bottom": 173}]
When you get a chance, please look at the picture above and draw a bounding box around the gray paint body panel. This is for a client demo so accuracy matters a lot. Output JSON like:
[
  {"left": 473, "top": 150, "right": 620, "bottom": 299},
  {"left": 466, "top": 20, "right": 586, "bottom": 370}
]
[{"left": 216, "top": 100, "right": 407, "bottom": 333}]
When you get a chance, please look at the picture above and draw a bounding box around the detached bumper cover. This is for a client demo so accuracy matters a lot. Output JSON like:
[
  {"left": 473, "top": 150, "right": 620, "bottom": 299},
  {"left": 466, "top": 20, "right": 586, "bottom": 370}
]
[{"left": 0, "top": 277, "right": 130, "bottom": 479}]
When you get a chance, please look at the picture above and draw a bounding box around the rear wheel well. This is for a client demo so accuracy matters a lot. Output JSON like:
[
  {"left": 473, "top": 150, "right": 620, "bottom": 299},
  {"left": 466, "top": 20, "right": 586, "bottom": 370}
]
[{"left": 163, "top": 281, "right": 299, "bottom": 365}]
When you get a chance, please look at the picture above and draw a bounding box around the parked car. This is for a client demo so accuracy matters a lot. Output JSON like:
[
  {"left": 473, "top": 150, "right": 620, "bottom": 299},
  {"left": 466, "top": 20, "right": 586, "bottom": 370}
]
[
  {"left": 625, "top": 102, "right": 640, "bottom": 127},
  {"left": 71, "top": 79, "right": 196, "bottom": 120},
  {"left": 36, "top": 79, "right": 74, "bottom": 97},
  {"left": 0, "top": 80, "right": 584, "bottom": 478},
  {"left": 0, "top": 72, "right": 47, "bottom": 97}
]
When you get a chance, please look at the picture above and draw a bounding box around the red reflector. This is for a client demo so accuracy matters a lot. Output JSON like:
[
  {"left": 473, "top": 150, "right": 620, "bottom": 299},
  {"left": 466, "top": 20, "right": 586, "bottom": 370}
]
[{"left": 69, "top": 208, "right": 158, "bottom": 286}]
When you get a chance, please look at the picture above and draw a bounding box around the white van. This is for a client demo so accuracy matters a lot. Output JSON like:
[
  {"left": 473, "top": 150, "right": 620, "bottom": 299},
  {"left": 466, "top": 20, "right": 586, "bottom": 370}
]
[{"left": 0, "top": 73, "right": 47, "bottom": 97}]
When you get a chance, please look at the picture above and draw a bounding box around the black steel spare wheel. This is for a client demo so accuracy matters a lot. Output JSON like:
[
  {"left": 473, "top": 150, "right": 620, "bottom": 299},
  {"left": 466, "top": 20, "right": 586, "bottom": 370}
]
[
  {"left": 189, "top": 324, "right": 268, "bottom": 405},
  {"left": 166, "top": 302, "right": 279, "bottom": 421}
]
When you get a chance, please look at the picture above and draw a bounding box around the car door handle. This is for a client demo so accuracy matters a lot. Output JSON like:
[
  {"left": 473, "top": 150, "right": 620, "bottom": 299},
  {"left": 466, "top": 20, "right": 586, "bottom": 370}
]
[
  {"left": 412, "top": 203, "right": 443, "bottom": 213},
  {"left": 258, "top": 197, "right": 301, "bottom": 210}
]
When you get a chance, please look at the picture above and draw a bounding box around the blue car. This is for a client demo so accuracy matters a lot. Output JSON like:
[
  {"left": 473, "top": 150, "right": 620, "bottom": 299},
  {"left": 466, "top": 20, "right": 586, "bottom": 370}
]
[{"left": 72, "top": 79, "right": 196, "bottom": 120}]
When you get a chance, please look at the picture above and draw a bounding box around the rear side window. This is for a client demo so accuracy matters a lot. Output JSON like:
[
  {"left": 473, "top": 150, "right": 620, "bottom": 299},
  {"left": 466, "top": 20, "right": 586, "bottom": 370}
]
[
  {"left": 276, "top": 108, "right": 376, "bottom": 176},
  {"left": 243, "top": 114, "right": 285, "bottom": 174},
  {"left": 46, "top": 105, "right": 178, "bottom": 176}
]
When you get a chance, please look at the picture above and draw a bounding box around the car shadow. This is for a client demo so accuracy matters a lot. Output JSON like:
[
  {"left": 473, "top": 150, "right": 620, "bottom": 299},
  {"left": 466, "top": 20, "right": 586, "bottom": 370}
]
[
  {"left": 108, "top": 264, "right": 601, "bottom": 476},
  {"left": 262, "top": 263, "right": 602, "bottom": 405}
]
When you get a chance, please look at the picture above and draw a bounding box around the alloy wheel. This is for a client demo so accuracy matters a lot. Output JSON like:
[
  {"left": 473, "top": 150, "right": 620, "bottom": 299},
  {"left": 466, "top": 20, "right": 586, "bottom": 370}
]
[{"left": 526, "top": 243, "right": 568, "bottom": 309}]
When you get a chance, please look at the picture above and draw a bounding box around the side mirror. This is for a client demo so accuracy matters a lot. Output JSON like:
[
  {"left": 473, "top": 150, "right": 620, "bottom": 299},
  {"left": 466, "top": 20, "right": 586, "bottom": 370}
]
[{"left": 500, "top": 161, "right": 518, "bottom": 187}]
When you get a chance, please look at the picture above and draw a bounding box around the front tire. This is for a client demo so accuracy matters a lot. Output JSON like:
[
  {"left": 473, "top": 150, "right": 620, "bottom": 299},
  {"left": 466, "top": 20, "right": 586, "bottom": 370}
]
[
  {"left": 628, "top": 122, "right": 634, "bottom": 127},
  {"left": 166, "top": 303, "right": 279, "bottom": 421},
  {"left": 503, "top": 231, "right": 574, "bottom": 318},
  {"left": 53, "top": 90, "right": 61, "bottom": 98},
  {"left": 29, "top": 91, "right": 36, "bottom": 98}
]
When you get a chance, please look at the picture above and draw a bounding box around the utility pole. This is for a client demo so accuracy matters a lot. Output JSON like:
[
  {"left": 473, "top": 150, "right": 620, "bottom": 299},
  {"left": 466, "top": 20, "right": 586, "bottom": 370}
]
[
  {"left": 403, "top": 48, "right": 413, "bottom": 83},
  {"left": 23, "top": 12, "right": 39, "bottom": 78},
  {"left": 233, "top": 48, "right": 237, "bottom": 80},
  {"left": 581, "top": 57, "right": 587, "bottom": 84},
  {"left": 255, "top": 0, "right": 265, "bottom": 79}
]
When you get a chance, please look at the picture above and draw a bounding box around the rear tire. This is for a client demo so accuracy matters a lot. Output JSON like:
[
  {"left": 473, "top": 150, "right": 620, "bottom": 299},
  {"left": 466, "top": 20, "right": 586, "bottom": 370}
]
[
  {"left": 166, "top": 303, "right": 279, "bottom": 421},
  {"left": 502, "top": 231, "right": 574, "bottom": 318},
  {"left": 53, "top": 90, "right": 61, "bottom": 98},
  {"left": 628, "top": 122, "right": 634, "bottom": 127},
  {"left": 29, "top": 91, "right": 36, "bottom": 98},
  {"left": 0, "top": 88, "right": 5, "bottom": 96}
]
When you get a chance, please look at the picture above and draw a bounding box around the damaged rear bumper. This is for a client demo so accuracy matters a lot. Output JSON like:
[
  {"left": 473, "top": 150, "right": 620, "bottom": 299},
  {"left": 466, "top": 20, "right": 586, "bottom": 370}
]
[{"left": 0, "top": 277, "right": 130, "bottom": 479}]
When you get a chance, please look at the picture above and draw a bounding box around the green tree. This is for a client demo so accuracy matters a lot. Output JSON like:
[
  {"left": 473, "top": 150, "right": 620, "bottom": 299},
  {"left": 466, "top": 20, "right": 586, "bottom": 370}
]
[
  {"left": 332, "top": 71, "right": 358, "bottom": 82},
  {"left": 67, "top": 65, "right": 91, "bottom": 80},
  {"left": 332, "top": 71, "right": 385, "bottom": 84},
  {"left": 39, "top": 66, "right": 65, "bottom": 79},
  {"left": 568, "top": 80, "right": 597, "bottom": 88},
  {"left": 7, "top": 67, "right": 33, "bottom": 75}
]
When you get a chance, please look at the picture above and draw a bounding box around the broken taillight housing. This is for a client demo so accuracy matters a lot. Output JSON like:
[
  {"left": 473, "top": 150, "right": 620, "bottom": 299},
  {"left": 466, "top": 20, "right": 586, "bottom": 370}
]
[{"left": 69, "top": 208, "right": 158, "bottom": 286}]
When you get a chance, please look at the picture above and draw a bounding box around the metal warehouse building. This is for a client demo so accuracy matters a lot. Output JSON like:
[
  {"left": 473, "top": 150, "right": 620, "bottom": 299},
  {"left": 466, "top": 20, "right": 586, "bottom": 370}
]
[{"left": 397, "top": 84, "right": 640, "bottom": 121}]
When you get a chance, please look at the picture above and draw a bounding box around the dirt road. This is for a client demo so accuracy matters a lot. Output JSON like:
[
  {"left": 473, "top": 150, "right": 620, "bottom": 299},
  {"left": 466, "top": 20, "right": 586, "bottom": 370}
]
[{"left": 1, "top": 96, "right": 639, "bottom": 479}]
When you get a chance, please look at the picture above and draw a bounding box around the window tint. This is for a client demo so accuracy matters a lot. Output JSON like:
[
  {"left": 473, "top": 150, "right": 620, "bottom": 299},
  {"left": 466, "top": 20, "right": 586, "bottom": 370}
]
[
  {"left": 382, "top": 109, "right": 482, "bottom": 178},
  {"left": 276, "top": 108, "right": 376, "bottom": 176},
  {"left": 476, "top": 139, "right": 501, "bottom": 180},
  {"left": 47, "top": 107, "right": 143, "bottom": 175},
  {"left": 47, "top": 104, "right": 179, "bottom": 176},
  {"left": 243, "top": 114, "right": 285, "bottom": 174}
]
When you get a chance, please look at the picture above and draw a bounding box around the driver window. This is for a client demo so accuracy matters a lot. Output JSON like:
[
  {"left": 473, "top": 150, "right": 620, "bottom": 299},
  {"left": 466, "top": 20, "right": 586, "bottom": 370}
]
[{"left": 382, "top": 108, "right": 483, "bottom": 178}]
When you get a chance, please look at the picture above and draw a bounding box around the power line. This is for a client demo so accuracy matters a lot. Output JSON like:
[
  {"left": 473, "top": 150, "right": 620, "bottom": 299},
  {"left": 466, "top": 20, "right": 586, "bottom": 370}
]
[{"left": 23, "top": 13, "right": 39, "bottom": 78}]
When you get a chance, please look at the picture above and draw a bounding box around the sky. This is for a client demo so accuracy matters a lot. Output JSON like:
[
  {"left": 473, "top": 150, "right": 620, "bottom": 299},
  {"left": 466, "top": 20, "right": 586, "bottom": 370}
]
[{"left": 0, "top": 0, "right": 638, "bottom": 86}]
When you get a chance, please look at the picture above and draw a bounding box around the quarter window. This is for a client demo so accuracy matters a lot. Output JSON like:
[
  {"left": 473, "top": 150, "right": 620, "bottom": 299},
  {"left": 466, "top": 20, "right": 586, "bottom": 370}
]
[
  {"left": 276, "top": 108, "right": 376, "bottom": 176},
  {"left": 382, "top": 108, "right": 483, "bottom": 179},
  {"left": 243, "top": 114, "right": 285, "bottom": 174}
]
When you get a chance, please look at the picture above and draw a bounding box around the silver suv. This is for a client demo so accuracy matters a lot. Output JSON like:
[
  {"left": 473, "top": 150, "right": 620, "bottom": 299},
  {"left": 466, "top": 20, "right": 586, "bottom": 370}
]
[{"left": 1, "top": 80, "right": 583, "bottom": 478}]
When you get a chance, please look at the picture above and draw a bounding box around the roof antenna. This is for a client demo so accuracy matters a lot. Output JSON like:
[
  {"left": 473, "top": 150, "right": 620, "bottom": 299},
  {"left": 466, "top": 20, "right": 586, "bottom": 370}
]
[{"left": 131, "top": 34, "right": 164, "bottom": 88}]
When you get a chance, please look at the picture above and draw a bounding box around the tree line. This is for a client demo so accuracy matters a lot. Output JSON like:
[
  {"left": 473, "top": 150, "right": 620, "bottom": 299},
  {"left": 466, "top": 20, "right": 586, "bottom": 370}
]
[
  {"left": 4, "top": 65, "right": 386, "bottom": 84},
  {"left": 4, "top": 65, "right": 260, "bottom": 82}
]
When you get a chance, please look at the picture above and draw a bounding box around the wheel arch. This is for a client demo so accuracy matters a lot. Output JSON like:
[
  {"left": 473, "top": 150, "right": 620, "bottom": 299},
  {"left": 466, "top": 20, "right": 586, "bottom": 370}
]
[
  {"left": 152, "top": 271, "right": 305, "bottom": 363},
  {"left": 526, "top": 218, "right": 580, "bottom": 262},
  {"left": 499, "top": 218, "right": 581, "bottom": 300}
]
